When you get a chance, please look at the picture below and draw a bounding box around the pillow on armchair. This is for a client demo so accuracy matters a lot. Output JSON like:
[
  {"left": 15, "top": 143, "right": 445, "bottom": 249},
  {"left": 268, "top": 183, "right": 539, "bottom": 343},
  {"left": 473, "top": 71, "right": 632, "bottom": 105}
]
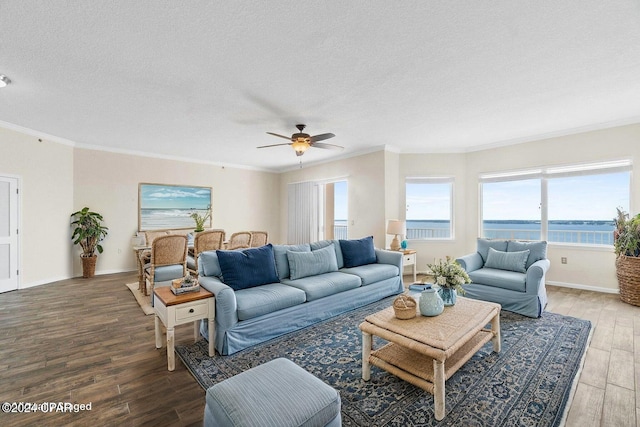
[
  {"left": 477, "top": 238, "right": 509, "bottom": 263},
  {"left": 507, "top": 240, "right": 548, "bottom": 269},
  {"left": 484, "top": 247, "right": 530, "bottom": 273}
]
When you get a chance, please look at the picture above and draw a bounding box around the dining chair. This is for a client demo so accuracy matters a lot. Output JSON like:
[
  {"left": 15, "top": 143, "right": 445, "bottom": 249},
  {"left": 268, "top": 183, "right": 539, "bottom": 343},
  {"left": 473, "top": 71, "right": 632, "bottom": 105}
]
[
  {"left": 249, "top": 231, "right": 268, "bottom": 247},
  {"left": 227, "top": 231, "right": 252, "bottom": 250},
  {"left": 143, "top": 234, "right": 188, "bottom": 296},
  {"left": 187, "top": 229, "right": 225, "bottom": 275}
]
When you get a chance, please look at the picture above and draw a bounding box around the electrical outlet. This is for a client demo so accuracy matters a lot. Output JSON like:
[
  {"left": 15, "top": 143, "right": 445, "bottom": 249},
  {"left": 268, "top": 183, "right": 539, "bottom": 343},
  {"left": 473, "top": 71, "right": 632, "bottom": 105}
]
[{"left": 561, "top": 257, "right": 567, "bottom": 264}]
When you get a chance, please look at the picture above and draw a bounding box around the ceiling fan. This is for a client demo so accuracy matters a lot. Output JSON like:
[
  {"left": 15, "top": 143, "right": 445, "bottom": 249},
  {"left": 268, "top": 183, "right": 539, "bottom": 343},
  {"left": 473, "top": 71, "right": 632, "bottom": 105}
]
[{"left": 257, "top": 124, "right": 343, "bottom": 157}]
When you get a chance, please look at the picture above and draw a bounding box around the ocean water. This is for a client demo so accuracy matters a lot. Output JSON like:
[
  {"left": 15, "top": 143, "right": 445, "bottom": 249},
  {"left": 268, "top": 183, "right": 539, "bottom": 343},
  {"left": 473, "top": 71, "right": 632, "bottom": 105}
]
[{"left": 335, "top": 219, "right": 615, "bottom": 245}]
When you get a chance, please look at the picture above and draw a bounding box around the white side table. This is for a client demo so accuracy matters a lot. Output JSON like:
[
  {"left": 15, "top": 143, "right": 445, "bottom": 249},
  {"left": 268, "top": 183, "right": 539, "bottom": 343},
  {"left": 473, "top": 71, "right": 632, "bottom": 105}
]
[
  {"left": 154, "top": 287, "right": 215, "bottom": 371},
  {"left": 402, "top": 250, "right": 417, "bottom": 282}
]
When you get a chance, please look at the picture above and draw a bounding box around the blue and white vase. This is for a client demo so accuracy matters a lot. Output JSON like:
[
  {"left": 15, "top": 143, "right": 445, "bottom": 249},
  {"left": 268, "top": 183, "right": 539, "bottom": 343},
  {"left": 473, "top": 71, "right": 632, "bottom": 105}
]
[
  {"left": 401, "top": 240, "right": 408, "bottom": 249},
  {"left": 419, "top": 289, "right": 444, "bottom": 316},
  {"left": 438, "top": 287, "right": 457, "bottom": 306}
]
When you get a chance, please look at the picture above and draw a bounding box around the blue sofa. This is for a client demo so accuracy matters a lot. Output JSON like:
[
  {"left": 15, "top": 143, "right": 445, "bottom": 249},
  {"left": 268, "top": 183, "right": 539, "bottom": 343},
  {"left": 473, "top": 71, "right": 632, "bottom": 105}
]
[
  {"left": 198, "top": 237, "right": 404, "bottom": 355},
  {"left": 456, "top": 238, "right": 550, "bottom": 318}
]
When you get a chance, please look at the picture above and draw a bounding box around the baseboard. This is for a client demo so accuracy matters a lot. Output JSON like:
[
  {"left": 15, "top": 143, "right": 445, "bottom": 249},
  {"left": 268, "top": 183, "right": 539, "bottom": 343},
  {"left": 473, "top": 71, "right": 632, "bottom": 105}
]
[
  {"left": 20, "top": 275, "right": 71, "bottom": 289},
  {"left": 546, "top": 280, "right": 619, "bottom": 294}
]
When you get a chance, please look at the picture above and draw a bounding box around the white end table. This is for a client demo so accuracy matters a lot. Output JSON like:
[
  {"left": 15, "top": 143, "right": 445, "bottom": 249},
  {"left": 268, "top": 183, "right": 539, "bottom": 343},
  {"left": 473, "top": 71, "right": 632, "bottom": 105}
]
[
  {"left": 154, "top": 287, "right": 215, "bottom": 371},
  {"left": 394, "top": 249, "right": 417, "bottom": 282}
]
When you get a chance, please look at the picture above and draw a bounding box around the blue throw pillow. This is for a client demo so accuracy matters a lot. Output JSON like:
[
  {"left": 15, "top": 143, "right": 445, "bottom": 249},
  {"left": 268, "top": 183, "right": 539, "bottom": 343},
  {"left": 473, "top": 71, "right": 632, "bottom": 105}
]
[
  {"left": 507, "top": 240, "right": 547, "bottom": 269},
  {"left": 272, "top": 244, "right": 311, "bottom": 279},
  {"left": 484, "top": 247, "right": 530, "bottom": 273},
  {"left": 287, "top": 244, "right": 339, "bottom": 280},
  {"left": 477, "top": 238, "right": 509, "bottom": 263},
  {"left": 216, "top": 244, "right": 279, "bottom": 291},
  {"left": 339, "top": 236, "right": 376, "bottom": 268}
]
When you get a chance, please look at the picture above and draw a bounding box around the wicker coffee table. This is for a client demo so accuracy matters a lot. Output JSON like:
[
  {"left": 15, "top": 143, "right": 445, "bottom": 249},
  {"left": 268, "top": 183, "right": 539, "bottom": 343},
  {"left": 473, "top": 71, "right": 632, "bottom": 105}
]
[{"left": 359, "top": 296, "right": 501, "bottom": 420}]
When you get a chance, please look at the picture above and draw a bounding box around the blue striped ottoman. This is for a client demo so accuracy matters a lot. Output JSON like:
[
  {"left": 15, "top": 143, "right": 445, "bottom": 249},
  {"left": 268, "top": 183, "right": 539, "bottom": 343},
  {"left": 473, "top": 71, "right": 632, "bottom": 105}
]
[{"left": 204, "top": 358, "right": 342, "bottom": 427}]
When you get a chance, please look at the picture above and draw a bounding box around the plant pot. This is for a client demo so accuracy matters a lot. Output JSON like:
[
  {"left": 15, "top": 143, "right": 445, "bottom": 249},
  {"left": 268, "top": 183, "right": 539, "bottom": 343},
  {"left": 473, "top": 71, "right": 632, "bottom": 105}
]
[
  {"left": 616, "top": 255, "right": 640, "bottom": 306},
  {"left": 81, "top": 255, "right": 97, "bottom": 278}
]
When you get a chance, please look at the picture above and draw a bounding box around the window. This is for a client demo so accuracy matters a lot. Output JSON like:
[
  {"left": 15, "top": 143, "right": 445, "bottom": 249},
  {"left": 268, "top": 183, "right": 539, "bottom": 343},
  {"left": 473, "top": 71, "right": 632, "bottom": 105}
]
[
  {"left": 405, "top": 177, "right": 453, "bottom": 239},
  {"left": 480, "top": 160, "right": 631, "bottom": 246},
  {"left": 331, "top": 180, "right": 348, "bottom": 239},
  {"left": 482, "top": 178, "right": 541, "bottom": 240}
]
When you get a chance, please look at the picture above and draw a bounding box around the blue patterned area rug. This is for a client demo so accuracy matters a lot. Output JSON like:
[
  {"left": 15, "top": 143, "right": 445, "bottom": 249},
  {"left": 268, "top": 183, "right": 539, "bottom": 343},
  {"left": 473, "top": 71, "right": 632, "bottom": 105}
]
[{"left": 176, "top": 297, "right": 591, "bottom": 426}]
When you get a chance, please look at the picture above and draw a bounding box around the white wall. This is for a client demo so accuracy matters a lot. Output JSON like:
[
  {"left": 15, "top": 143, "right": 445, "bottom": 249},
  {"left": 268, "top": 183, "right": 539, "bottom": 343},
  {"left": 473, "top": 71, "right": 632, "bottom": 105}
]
[
  {"left": 278, "top": 150, "right": 389, "bottom": 248},
  {"left": 72, "top": 148, "right": 281, "bottom": 276},
  {"left": 0, "top": 127, "right": 74, "bottom": 287},
  {"left": 0, "top": 124, "right": 281, "bottom": 284}
]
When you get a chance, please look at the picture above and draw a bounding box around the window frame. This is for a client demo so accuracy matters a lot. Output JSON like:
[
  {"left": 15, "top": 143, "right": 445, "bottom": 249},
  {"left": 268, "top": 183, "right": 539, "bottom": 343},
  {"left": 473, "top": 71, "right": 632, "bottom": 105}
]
[
  {"left": 479, "top": 160, "right": 633, "bottom": 248},
  {"left": 405, "top": 176, "right": 455, "bottom": 241}
]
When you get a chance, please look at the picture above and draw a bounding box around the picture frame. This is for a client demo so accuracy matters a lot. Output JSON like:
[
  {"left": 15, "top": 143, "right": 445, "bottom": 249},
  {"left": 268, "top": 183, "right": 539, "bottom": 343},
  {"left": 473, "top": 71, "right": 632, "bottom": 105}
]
[{"left": 138, "top": 183, "right": 212, "bottom": 231}]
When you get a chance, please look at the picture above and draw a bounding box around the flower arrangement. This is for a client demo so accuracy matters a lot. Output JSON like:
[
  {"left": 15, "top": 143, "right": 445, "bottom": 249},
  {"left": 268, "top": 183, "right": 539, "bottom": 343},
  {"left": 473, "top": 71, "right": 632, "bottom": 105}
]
[
  {"left": 614, "top": 207, "right": 640, "bottom": 257},
  {"left": 190, "top": 205, "right": 212, "bottom": 232},
  {"left": 426, "top": 256, "right": 471, "bottom": 295}
]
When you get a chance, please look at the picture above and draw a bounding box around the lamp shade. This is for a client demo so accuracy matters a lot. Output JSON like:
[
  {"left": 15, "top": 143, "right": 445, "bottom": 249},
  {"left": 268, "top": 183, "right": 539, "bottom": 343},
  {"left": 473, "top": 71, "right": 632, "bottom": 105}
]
[{"left": 386, "top": 220, "right": 405, "bottom": 235}]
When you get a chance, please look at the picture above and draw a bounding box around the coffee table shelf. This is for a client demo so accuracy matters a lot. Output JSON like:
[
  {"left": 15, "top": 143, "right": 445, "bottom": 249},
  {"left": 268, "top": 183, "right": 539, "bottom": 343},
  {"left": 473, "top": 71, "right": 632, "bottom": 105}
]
[
  {"left": 369, "top": 329, "right": 494, "bottom": 392},
  {"left": 360, "top": 297, "right": 500, "bottom": 420}
]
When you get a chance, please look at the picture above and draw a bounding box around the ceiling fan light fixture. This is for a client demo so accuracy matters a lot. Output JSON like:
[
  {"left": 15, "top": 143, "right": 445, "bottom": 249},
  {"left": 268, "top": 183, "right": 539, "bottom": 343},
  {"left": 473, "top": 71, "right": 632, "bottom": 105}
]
[{"left": 291, "top": 140, "right": 309, "bottom": 155}]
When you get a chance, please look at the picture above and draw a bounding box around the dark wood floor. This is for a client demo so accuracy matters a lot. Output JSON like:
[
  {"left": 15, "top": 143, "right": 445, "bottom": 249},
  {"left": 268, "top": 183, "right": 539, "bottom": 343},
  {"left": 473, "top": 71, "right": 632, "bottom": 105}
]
[
  {"left": 0, "top": 272, "right": 637, "bottom": 426},
  {"left": 0, "top": 272, "right": 205, "bottom": 427}
]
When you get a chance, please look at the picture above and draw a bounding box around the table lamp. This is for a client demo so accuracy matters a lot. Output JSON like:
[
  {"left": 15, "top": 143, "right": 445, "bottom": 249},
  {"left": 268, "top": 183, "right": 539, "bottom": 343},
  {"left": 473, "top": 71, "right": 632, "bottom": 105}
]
[{"left": 386, "top": 220, "right": 405, "bottom": 251}]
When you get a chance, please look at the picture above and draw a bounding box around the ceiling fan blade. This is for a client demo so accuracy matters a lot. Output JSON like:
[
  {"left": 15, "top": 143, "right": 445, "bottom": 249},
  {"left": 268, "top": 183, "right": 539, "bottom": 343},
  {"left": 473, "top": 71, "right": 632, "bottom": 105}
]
[
  {"left": 310, "top": 133, "right": 335, "bottom": 142},
  {"left": 312, "top": 142, "right": 344, "bottom": 150},
  {"left": 266, "top": 132, "right": 292, "bottom": 140},
  {"left": 257, "top": 143, "right": 292, "bottom": 149}
]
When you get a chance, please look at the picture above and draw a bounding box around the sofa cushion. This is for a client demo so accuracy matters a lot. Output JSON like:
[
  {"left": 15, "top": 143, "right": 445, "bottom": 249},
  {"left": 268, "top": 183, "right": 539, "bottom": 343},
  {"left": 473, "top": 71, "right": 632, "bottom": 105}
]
[
  {"left": 287, "top": 244, "right": 339, "bottom": 280},
  {"left": 508, "top": 240, "right": 548, "bottom": 269},
  {"left": 310, "top": 239, "right": 344, "bottom": 268},
  {"left": 144, "top": 264, "right": 184, "bottom": 282},
  {"left": 272, "top": 243, "right": 311, "bottom": 279},
  {"left": 484, "top": 247, "right": 530, "bottom": 273},
  {"left": 235, "top": 283, "right": 307, "bottom": 321},
  {"left": 339, "top": 236, "right": 376, "bottom": 268},
  {"left": 216, "top": 244, "right": 279, "bottom": 291},
  {"left": 282, "top": 272, "right": 361, "bottom": 301},
  {"left": 340, "top": 263, "right": 399, "bottom": 286},
  {"left": 199, "top": 251, "right": 222, "bottom": 277},
  {"left": 468, "top": 267, "right": 527, "bottom": 292},
  {"left": 477, "top": 238, "right": 509, "bottom": 263}
]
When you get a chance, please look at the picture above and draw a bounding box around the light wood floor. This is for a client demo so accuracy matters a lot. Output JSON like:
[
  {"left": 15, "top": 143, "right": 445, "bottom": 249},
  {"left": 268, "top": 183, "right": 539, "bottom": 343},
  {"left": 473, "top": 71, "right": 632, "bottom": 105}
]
[{"left": 0, "top": 272, "right": 637, "bottom": 426}]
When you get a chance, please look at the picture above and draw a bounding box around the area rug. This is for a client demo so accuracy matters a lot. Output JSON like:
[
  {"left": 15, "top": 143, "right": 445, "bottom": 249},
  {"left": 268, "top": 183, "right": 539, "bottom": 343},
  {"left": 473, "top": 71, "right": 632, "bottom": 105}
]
[
  {"left": 125, "top": 282, "right": 153, "bottom": 315},
  {"left": 176, "top": 297, "right": 592, "bottom": 426}
]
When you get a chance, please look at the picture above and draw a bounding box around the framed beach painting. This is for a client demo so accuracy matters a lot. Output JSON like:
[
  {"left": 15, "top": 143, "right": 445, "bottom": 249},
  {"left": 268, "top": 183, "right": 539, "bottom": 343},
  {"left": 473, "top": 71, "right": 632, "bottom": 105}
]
[{"left": 138, "top": 183, "right": 212, "bottom": 231}]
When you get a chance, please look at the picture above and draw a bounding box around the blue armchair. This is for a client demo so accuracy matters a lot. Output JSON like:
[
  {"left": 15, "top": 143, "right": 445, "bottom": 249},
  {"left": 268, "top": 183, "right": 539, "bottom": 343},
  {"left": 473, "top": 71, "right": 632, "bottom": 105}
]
[{"left": 456, "top": 238, "right": 550, "bottom": 318}]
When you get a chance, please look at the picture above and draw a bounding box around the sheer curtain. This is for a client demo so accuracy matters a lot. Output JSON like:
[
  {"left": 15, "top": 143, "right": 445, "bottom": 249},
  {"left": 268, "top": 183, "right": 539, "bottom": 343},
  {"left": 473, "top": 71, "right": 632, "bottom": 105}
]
[{"left": 287, "top": 181, "right": 319, "bottom": 244}]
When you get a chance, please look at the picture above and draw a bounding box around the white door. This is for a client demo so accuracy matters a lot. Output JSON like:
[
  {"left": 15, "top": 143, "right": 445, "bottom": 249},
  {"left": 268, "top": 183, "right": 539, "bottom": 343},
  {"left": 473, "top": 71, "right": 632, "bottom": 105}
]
[{"left": 0, "top": 176, "right": 19, "bottom": 293}]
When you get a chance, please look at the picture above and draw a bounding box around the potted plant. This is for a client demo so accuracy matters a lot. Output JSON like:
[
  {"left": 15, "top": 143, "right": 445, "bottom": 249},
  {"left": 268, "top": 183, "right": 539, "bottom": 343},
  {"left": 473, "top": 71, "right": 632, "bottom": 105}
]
[
  {"left": 70, "top": 207, "right": 109, "bottom": 278},
  {"left": 190, "top": 205, "right": 212, "bottom": 232},
  {"left": 614, "top": 208, "right": 640, "bottom": 306},
  {"left": 426, "top": 256, "right": 471, "bottom": 306}
]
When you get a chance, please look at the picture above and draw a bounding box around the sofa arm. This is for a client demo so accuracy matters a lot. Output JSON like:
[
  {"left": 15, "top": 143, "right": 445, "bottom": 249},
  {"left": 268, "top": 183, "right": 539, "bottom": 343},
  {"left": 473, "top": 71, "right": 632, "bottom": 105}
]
[
  {"left": 375, "top": 249, "right": 403, "bottom": 271},
  {"left": 525, "top": 258, "right": 550, "bottom": 294},
  {"left": 198, "top": 276, "right": 239, "bottom": 330},
  {"left": 456, "top": 253, "right": 484, "bottom": 273}
]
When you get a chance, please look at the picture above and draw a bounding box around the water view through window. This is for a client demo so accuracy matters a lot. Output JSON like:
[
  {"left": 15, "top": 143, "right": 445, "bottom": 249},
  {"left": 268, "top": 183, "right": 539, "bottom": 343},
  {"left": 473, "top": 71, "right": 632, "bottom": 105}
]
[{"left": 481, "top": 169, "right": 630, "bottom": 245}]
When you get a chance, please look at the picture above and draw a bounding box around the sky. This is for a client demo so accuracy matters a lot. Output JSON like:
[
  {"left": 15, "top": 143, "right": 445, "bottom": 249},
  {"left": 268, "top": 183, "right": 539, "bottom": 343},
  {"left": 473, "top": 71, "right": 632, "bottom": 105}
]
[{"left": 334, "top": 180, "right": 348, "bottom": 219}]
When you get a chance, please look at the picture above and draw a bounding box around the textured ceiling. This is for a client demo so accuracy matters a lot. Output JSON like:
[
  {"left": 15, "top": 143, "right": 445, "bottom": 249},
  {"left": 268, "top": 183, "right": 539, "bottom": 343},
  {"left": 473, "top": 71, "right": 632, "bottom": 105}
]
[{"left": 1, "top": 1, "right": 640, "bottom": 171}]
